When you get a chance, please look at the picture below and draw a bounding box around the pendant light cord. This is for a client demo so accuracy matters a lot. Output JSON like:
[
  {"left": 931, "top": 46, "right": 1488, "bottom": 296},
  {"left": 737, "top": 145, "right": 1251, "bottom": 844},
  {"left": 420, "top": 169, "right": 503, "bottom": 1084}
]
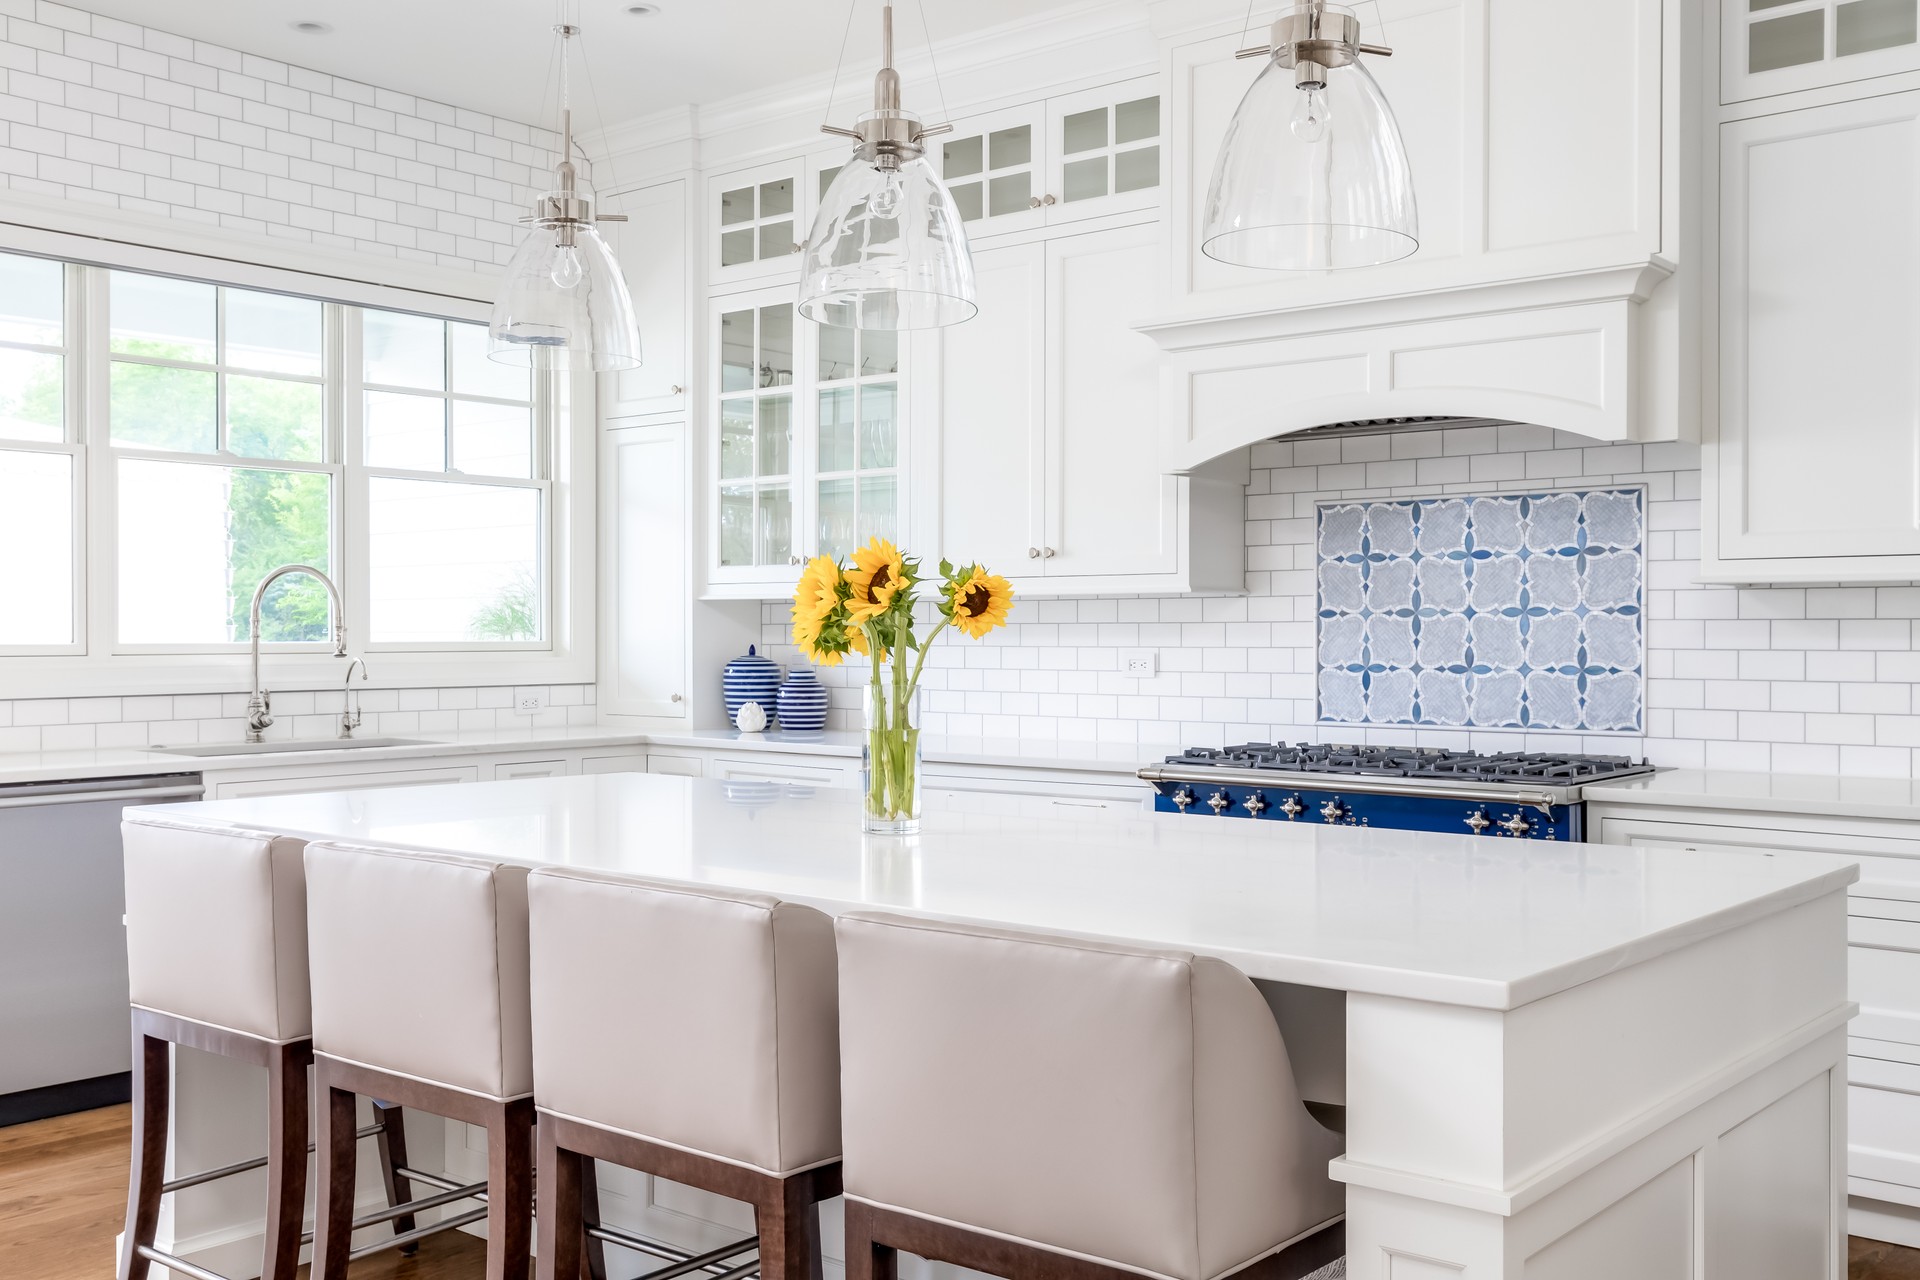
[
  {"left": 821, "top": 0, "right": 861, "bottom": 128},
  {"left": 1237, "top": 0, "right": 1257, "bottom": 50},
  {"left": 912, "top": 0, "right": 951, "bottom": 126}
]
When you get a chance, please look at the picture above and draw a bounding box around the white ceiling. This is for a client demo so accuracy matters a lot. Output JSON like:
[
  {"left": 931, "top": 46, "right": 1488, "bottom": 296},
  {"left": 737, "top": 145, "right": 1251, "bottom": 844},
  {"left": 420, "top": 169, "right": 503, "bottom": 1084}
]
[{"left": 81, "top": 0, "right": 1093, "bottom": 129}]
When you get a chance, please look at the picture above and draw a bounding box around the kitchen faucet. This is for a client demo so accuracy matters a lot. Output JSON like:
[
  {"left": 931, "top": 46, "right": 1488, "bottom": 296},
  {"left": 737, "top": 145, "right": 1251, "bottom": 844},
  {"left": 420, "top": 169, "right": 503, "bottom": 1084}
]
[
  {"left": 339, "top": 658, "right": 369, "bottom": 739},
  {"left": 246, "top": 564, "right": 347, "bottom": 743}
]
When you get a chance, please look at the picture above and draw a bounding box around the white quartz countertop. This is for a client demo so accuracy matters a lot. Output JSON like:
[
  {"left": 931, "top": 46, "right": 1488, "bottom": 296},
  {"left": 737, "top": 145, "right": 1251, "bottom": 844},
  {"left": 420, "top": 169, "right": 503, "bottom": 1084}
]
[
  {"left": 150, "top": 772, "right": 1858, "bottom": 1012},
  {"left": 1585, "top": 768, "right": 1920, "bottom": 822},
  {"left": 0, "top": 725, "right": 651, "bottom": 787},
  {"left": 644, "top": 728, "right": 1179, "bottom": 776}
]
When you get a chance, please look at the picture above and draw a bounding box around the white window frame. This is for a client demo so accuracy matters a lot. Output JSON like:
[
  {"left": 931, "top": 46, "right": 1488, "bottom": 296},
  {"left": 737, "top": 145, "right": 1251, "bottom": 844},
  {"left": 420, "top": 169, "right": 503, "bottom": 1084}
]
[{"left": 0, "top": 223, "right": 595, "bottom": 700}]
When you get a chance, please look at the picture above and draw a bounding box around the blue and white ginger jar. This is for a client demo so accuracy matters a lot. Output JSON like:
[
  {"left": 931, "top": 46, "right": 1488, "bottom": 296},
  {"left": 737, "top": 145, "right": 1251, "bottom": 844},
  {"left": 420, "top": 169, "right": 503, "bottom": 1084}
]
[
  {"left": 722, "top": 645, "right": 782, "bottom": 727},
  {"left": 776, "top": 667, "right": 829, "bottom": 732}
]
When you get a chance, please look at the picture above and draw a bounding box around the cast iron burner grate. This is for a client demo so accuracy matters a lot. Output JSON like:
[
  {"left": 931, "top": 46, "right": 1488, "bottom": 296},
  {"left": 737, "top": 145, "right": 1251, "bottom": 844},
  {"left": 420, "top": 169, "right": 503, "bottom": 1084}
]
[{"left": 1162, "top": 743, "right": 1651, "bottom": 784}]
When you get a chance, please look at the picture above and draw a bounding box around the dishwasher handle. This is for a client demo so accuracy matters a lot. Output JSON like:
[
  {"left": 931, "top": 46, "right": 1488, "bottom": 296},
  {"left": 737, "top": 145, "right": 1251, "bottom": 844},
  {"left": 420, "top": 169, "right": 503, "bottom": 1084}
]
[{"left": 0, "top": 783, "right": 205, "bottom": 810}]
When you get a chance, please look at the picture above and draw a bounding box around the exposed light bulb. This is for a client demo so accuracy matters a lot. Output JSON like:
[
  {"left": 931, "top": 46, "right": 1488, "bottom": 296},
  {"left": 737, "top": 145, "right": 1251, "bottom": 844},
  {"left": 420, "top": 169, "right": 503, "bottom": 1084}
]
[
  {"left": 550, "top": 243, "right": 584, "bottom": 290},
  {"left": 868, "top": 174, "right": 903, "bottom": 220},
  {"left": 1290, "top": 85, "right": 1331, "bottom": 142}
]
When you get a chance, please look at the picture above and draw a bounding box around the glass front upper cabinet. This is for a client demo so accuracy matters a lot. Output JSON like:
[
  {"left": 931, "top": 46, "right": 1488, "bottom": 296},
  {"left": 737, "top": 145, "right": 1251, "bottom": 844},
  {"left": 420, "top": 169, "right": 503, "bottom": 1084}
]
[
  {"left": 815, "top": 326, "right": 900, "bottom": 562},
  {"left": 936, "top": 101, "right": 1050, "bottom": 236},
  {"left": 1045, "top": 78, "right": 1161, "bottom": 223},
  {"left": 713, "top": 293, "right": 797, "bottom": 578},
  {"left": 709, "top": 158, "right": 805, "bottom": 284},
  {"left": 1725, "top": 0, "right": 1920, "bottom": 101}
]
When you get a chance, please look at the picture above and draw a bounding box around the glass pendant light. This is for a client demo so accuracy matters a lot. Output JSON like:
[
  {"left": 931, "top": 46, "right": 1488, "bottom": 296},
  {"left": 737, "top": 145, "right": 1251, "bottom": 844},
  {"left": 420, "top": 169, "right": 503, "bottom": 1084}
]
[
  {"left": 1202, "top": 1, "right": 1418, "bottom": 271},
  {"left": 798, "top": 2, "right": 976, "bottom": 330},
  {"left": 489, "top": 22, "right": 641, "bottom": 371}
]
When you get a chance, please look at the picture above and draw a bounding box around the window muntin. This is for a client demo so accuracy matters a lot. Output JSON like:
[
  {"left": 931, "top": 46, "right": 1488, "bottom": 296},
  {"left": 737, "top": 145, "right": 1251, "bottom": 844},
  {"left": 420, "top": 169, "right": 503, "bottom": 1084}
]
[
  {"left": 0, "top": 252, "right": 75, "bottom": 649},
  {"left": 359, "top": 311, "right": 544, "bottom": 644}
]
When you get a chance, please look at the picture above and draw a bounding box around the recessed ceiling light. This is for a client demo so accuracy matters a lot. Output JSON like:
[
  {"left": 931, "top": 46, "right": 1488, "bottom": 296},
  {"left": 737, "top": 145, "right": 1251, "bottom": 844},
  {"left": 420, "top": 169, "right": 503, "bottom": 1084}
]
[
  {"left": 290, "top": 20, "right": 332, "bottom": 34},
  {"left": 622, "top": 4, "right": 660, "bottom": 15}
]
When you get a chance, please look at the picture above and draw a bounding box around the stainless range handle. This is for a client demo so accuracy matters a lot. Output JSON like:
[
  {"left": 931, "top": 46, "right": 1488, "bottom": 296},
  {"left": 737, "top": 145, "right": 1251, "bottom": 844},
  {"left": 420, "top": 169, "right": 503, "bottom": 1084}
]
[
  {"left": 0, "top": 783, "right": 206, "bottom": 810},
  {"left": 1135, "top": 764, "right": 1566, "bottom": 813}
]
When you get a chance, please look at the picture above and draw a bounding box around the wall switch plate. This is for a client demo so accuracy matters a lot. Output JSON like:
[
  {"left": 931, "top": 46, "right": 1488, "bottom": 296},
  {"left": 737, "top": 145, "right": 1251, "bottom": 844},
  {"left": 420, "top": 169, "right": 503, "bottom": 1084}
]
[
  {"left": 515, "top": 692, "right": 546, "bottom": 714},
  {"left": 1122, "top": 649, "right": 1157, "bottom": 676}
]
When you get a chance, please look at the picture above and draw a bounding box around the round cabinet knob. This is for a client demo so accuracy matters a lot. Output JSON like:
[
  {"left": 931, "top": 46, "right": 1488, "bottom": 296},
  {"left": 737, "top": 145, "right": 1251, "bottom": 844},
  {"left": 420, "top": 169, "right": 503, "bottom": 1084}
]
[
  {"left": 1171, "top": 786, "right": 1196, "bottom": 811},
  {"left": 1464, "top": 809, "right": 1492, "bottom": 834},
  {"left": 671, "top": 384, "right": 684, "bottom": 395},
  {"left": 1499, "top": 813, "right": 1534, "bottom": 838},
  {"left": 1319, "top": 799, "right": 1348, "bottom": 824},
  {"left": 1242, "top": 790, "right": 1268, "bottom": 816},
  {"left": 788, "top": 555, "right": 803, "bottom": 565},
  {"left": 1028, "top": 195, "right": 1044, "bottom": 209},
  {"left": 1043, "top": 547, "right": 1056, "bottom": 558},
  {"left": 671, "top": 693, "right": 684, "bottom": 703},
  {"left": 1042, "top": 194, "right": 1057, "bottom": 206},
  {"left": 1028, "top": 547, "right": 1041, "bottom": 558},
  {"left": 791, "top": 241, "right": 803, "bottom": 254},
  {"left": 1206, "top": 789, "right": 1231, "bottom": 814},
  {"left": 1279, "top": 795, "right": 1305, "bottom": 819}
]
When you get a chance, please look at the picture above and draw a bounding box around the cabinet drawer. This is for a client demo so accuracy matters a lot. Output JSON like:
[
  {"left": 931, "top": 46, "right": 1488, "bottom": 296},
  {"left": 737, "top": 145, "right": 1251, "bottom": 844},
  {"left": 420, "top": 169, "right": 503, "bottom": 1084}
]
[
  {"left": 1854, "top": 935, "right": 1920, "bottom": 1045},
  {"left": 209, "top": 765, "right": 480, "bottom": 800},
  {"left": 1851, "top": 1081, "right": 1920, "bottom": 1190},
  {"left": 1590, "top": 812, "right": 1920, "bottom": 900},
  {"left": 709, "top": 757, "right": 854, "bottom": 787},
  {"left": 645, "top": 754, "right": 704, "bottom": 778},
  {"left": 579, "top": 753, "right": 647, "bottom": 776},
  {"left": 491, "top": 758, "right": 570, "bottom": 780}
]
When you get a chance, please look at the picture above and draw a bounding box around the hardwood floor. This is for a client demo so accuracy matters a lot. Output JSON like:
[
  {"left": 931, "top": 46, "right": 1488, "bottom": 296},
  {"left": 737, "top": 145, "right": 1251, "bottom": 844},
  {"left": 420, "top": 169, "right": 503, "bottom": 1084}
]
[{"left": 2, "top": 1105, "right": 1919, "bottom": 1279}]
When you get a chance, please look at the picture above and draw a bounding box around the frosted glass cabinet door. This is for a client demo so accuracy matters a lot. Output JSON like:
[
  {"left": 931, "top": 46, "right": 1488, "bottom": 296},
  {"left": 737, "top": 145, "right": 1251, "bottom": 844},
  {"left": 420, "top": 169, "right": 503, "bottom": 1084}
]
[
  {"left": 934, "top": 101, "right": 1050, "bottom": 237},
  {"left": 1043, "top": 77, "right": 1163, "bottom": 225},
  {"left": 1715, "top": 90, "right": 1920, "bottom": 568},
  {"left": 600, "top": 179, "right": 688, "bottom": 419},
  {"left": 707, "top": 158, "right": 805, "bottom": 286},
  {"left": 710, "top": 288, "right": 806, "bottom": 586},
  {"left": 1723, "top": 0, "right": 1920, "bottom": 102}
]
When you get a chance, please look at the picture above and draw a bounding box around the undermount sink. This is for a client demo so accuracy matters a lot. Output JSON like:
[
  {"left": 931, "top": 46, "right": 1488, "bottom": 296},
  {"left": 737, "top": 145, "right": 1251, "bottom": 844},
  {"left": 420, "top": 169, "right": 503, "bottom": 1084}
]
[{"left": 147, "top": 737, "right": 437, "bottom": 758}]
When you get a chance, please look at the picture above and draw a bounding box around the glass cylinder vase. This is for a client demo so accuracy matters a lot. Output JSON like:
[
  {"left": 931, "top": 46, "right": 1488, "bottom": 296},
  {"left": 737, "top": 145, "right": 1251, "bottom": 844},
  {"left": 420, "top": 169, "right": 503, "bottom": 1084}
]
[{"left": 862, "top": 681, "right": 922, "bottom": 836}]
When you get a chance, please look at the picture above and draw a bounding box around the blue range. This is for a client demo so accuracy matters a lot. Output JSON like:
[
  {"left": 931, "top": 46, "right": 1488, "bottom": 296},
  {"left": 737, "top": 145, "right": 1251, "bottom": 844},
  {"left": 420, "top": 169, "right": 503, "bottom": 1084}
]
[{"left": 1137, "top": 744, "right": 1654, "bottom": 842}]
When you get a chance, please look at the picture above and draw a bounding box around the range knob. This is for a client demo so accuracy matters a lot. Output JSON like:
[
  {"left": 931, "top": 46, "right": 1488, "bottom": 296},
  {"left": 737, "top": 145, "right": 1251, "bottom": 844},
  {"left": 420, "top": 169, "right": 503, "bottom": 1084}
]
[
  {"left": 1320, "top": 798, "right": 1348, "bottom": 824},
  {"left": 1499, "top": 812, "right": 1534, "bottom": 838},
  {"left": 1279, "top": 795, "right": 1305, "bottom": 819},
  {"left": 1207, "top": 789, "right": 1232, "bottom": 814},
  {"left": 1242, "top": 790, "right": 1268, "bottom": 816},
  {"left": 1464, "top": 809, "right": 1492, "bottom": 834},
  {"left": 1171, "top": 787, "right": 1196, "bottom": 810}
]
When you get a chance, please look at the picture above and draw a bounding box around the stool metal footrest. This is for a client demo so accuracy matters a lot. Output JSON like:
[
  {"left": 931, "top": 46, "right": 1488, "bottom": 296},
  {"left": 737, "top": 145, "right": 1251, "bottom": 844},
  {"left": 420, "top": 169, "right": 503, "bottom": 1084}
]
[
  {"left": 159, "top": 1122, "right": 385, "bottom": 1194},
  {"left": 133, "top": 1243, "right": 230, "bottom": 1280},
  {"left": 348, "top": 1204, "right": 492, "bottom": 1262},
  {"left": 583, "top": 1225, "right": 760, "bottom": 1279}
]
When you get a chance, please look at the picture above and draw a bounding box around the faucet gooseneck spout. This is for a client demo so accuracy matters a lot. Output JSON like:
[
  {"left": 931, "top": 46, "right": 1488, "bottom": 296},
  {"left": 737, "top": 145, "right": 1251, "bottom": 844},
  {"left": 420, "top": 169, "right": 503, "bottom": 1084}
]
[{"left": 247, "top": 564, "right": 347, "bottom": 743}]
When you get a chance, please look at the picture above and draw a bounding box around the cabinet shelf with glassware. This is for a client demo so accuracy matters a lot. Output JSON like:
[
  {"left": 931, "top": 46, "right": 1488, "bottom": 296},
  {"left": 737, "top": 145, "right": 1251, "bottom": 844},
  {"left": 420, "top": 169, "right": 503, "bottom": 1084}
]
[{"left": 703, "top": 287, "right": 908, "bottom": 596}]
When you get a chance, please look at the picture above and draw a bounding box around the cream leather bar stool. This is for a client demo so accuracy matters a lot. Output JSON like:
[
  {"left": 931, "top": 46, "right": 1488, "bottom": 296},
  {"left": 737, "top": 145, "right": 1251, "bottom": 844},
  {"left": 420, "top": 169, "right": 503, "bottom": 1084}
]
[
  {"left": 835, "top": 913, "right": 1348, "bottom": 1280},
  {"left": 302, "top": 840, "right": 561, "bottom": 1280},
  {"left": 526, "top": 866, "right": 843, "bottom": 1280},
  {"left": 118, "top": 815, "right": 419, "bottom": 1280}
]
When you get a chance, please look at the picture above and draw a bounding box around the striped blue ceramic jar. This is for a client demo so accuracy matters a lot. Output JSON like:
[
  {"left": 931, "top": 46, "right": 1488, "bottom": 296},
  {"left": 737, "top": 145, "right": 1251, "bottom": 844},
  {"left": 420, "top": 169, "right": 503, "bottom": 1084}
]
[
  {"left": 722, "top": 645, "right": 782, "bottom": 727},
  {"left": 776, "top": 668, "right": 829, "bottom": 732}
]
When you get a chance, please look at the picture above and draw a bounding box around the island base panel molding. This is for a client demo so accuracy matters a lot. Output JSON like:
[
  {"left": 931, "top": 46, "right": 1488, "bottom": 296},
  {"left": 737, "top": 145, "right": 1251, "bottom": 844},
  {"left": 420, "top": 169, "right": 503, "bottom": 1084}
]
[{"left": 1335, "top": 893, "right": 1852, "bottom": 1279}]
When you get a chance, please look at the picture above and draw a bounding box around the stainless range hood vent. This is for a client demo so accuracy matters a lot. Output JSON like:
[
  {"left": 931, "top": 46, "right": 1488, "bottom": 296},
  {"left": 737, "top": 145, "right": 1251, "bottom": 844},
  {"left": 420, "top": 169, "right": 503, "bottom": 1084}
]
[{"left": 1280, "top": 415, "right": 1516, "bottom": 441}]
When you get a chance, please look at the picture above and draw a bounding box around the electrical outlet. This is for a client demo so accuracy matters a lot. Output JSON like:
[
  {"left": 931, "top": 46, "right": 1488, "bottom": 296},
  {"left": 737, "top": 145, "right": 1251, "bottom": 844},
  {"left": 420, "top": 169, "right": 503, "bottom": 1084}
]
[
  {"left": 1121, "top": 649, "right": 1157, "bottom": 676},
  {"left": 515, "top": 692, "right": 546, "bottom": 714}
]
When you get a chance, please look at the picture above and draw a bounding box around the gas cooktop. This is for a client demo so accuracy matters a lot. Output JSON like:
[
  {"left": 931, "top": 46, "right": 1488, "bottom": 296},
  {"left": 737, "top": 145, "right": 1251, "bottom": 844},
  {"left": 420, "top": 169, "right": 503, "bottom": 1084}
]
[{"left": 1158, "top": 743, "right": 1653, "bottom": 785}]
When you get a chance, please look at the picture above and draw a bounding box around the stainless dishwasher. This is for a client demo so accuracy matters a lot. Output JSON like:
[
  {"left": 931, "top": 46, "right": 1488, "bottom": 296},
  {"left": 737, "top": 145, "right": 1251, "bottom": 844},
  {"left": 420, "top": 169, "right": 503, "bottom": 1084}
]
[{"left": 0, "top": 773, "right": 203, "bottom": 1124}]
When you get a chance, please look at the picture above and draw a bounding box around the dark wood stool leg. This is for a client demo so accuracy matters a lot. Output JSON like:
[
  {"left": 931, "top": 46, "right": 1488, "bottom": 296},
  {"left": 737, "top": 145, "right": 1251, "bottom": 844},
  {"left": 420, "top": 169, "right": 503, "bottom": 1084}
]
[
  {"left": 486, "top": 1097, "right": 535, "bottom": 1280},
  {"left": 842, "top": 1199, "right": 897, "bottom": 1280},
  {"left": 371, "top": 1099, "right": 419, "bottom": 1255},
  {"left": 259, "top": 1041, "right": 312, "bottom": 1280},
  {"left": 757, "top": 1174, "right": 827, "bottom": 1280},
  {"left": 579, "top": 1154, "right": 608, "bottom": 1280},
  {"left": 311, "top": 1070, "right": 360, "bottom": 1280},
  {"left": 117, "top": 1028, "right": 170, "bottom": 1280},
  {"left": 536, "top": 1117, "right": 584, "bottom": 1280}
]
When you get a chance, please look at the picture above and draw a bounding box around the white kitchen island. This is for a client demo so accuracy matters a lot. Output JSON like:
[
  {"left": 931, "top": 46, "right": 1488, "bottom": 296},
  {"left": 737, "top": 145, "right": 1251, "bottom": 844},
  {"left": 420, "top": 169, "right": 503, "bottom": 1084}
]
[{"left": 136, "top": 773, "right": 1858, "bottom": 1280}]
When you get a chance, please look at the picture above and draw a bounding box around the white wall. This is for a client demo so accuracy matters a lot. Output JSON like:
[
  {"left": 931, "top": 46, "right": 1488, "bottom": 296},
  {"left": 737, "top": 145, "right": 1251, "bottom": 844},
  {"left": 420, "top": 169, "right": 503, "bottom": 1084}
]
[
  {"left": 0, "top": 0, "right": 553, "bottom": 272},
  {"left": 763, "top": 423, "right": 1920, "bottom": 780}
]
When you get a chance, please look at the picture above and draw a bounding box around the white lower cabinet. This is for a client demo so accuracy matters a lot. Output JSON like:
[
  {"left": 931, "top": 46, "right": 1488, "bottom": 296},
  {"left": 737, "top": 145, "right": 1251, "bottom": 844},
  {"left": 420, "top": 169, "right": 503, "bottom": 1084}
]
[
  {"left": 579, "top": 752, "right": 648, "bottom": 775},
  {"left": 644, "top": 752, "right": 705, "bottom": 778},
  {"left": 1588, "top": 800, "right": 1920, "bottom": 1237},
  {"left": 912, "top": 221, "right": 1244, "bottom": 594}
]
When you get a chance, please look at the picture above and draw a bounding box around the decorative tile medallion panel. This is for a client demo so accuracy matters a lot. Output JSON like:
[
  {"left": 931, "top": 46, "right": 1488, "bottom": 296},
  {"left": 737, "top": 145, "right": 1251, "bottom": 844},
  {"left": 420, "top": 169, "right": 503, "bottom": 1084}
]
[{"left": 1316, "top": 490, "right": 1645, "bottom": 731}]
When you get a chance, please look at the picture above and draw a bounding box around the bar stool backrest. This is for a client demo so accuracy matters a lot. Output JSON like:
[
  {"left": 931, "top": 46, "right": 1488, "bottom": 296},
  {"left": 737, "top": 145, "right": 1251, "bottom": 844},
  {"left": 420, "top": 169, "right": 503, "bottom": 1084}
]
[
  {"left": 836, "top": 911, "right": 1344, "bottom": 1280},
  {"left": 122, "top": 815, "right": 312, "bottom": 1042},
  {"left": 303, "top": 841, "right": 532, "bottom": 1101},
  {"left": 527, "top": 866, "right": 840, "bottom": 1176}
]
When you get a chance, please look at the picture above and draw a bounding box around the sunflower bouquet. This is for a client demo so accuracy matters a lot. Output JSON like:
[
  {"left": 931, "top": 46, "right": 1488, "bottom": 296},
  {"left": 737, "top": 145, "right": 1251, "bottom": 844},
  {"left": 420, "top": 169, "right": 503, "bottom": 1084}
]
[{"left": 791, "top": 537, "right": 1013, "bottom": 834}]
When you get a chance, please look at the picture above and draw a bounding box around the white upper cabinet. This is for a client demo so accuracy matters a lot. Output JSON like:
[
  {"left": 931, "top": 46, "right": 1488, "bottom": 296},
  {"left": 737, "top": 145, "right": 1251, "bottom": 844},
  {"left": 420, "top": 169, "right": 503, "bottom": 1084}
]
[
  {"left": 1723, "top": 0, "right": 1920, "bottom": 102},
  {"left": 1704, "top": 89, "right": 1920, "bottom": 581},
  {"left": 600, "top": 179, "right": 689, "bottom": 420},
  {"left": 707, "top": 158, "right": 805, "bottom": 287},
  {"left": 600, "top": 421, "right": 689, "bottom": 718},
  {"left": 912, "top": 223, "right": 1242, "bottom": 595},
  {"left": 933, "top": 77, "right": 1163, "bottom": 240}
]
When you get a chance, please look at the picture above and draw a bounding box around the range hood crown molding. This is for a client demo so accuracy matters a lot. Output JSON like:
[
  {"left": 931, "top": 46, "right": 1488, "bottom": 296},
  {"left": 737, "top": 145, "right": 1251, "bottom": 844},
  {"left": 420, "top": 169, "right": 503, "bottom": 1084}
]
[{"left": 1135, "top": 258, "right": 1674, "bottom": 354}]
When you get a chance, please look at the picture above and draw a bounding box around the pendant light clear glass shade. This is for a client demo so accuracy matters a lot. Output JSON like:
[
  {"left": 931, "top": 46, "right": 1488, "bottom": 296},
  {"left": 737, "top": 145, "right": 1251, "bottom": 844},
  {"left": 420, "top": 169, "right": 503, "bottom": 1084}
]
[
  {"left": 488, "top": 201, "right": 641, "bottom": 372},
  {"left": 798, "top": 151, "right": 977, "bottom": 330},
  {"left": 1202, "top": 55, "right": 1418, "bottom": 271}
]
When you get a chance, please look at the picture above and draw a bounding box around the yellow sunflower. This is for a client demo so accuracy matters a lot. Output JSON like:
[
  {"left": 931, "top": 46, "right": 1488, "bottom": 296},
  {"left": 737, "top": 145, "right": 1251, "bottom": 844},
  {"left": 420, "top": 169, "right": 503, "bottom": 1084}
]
[
  {"left": 792, "top": 555, "right": 842, "bottom": 625},
  {"left": 948, "top": 567, "right": 1013, "bottom": 639},
  {"left": 846, "top": 537, "right": 908, "bottom": 623}
]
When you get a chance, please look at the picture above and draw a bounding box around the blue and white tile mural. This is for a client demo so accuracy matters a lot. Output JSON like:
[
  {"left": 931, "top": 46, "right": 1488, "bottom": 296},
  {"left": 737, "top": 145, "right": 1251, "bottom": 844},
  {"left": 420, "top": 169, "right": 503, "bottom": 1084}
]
[{"left": 1316, "top": 490, "right": 1645, "bottom": 732}]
